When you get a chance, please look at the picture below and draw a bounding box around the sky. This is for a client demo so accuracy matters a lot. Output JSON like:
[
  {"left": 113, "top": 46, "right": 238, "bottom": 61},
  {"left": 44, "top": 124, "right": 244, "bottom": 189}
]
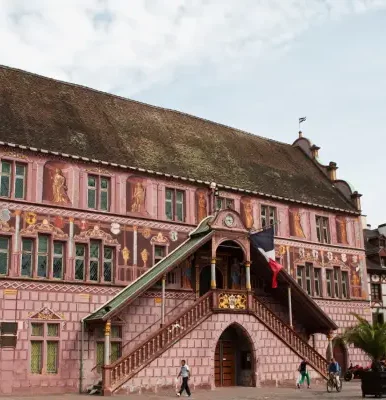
[{"left": 0, "top": 0, "right": 385, "bottom": 227}]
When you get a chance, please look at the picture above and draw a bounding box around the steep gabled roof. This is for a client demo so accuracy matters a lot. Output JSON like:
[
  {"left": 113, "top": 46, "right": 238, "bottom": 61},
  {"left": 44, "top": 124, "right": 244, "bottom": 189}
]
[{"left": 0, "top": 65, "right": 357, "bottom": 212}]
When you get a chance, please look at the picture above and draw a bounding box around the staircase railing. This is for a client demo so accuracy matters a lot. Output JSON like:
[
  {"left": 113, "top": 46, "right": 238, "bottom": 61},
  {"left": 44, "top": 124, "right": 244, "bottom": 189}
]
[
  {"left": 251, "top": 294, "right": 328, "bottom": 378},
  {"left": 102, "top": 291, "right": 213, "bottom": 394},
  {"left": 91, "top": 296, "right": 191, "bottom": 372}
]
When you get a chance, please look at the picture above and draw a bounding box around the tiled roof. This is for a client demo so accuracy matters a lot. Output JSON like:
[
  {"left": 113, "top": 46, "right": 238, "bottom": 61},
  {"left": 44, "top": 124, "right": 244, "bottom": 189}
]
[{"left": 0, "top": 65, "right": 356, "bottom": 212}]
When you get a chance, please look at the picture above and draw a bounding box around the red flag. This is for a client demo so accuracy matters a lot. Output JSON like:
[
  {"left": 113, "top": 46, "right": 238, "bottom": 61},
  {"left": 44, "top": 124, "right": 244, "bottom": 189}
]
[{"left": 268, "top": 259, "right": 283, "bottom": 289}]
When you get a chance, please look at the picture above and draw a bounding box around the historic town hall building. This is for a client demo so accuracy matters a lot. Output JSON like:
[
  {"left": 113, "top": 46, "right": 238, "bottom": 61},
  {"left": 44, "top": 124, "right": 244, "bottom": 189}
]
[{"left": 0, "top": 65, "right": 370, "bottom": 395}]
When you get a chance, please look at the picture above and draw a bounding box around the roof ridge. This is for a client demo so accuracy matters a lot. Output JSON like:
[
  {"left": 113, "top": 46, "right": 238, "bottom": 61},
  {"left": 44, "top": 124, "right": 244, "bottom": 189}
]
[{"left": 0, "top": 64, "right": 290, "bottom": 147}]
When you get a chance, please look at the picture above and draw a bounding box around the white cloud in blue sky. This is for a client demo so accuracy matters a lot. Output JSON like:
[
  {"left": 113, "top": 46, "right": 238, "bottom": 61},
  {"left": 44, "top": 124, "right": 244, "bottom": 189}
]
[{"left": 0, "top": 0, "right": 385, "bottom": 225}]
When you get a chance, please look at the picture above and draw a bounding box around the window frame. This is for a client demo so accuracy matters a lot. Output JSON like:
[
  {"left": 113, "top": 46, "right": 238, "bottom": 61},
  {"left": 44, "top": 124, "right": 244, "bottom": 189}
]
[
  {"left": 29, "top": 321, "right": 61, "bottom": 375},
  {"left": 154, "top": 245, "right": 166, "bottom": 266},
  {"left": 371, "top": 283, "right": 382, "bottom": 302},
  {"left": 313, "top": 267, "right": 322, "bottom": 297},
  {"left": 0, "top": 236, "right": 10, "bottom": 276},
  {"left": 315, "top": 215, "right": 331, "bottom": 244},
  {"left": 0, "top": 159, "right": 27, "bottom": 200},
  {"left": 165, "top": 188, "right": 185, "bottom": 222},
  {"left": 216, "top": 197, "right": 235, "bottom": 211},
  {"left": 87, "top": 174, "right": 111, "bottom": 212},
  {"left": 75, "top": 241, "right": 116, "bottom": 284},
  {"left": 260, "top": 205, "right": 277, "bottom": 234}
]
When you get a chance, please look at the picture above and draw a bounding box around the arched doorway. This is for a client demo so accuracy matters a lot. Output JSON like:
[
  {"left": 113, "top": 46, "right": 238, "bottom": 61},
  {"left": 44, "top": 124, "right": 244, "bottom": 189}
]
[
  {"left": 214, "top": 324, "right": 255, "bottom": 387},
  {"left": 199, "top": 266, "right": 223, "bottom": 296},
  {"left": 333, "top": 339, "right": 348, "bottom": 373}
]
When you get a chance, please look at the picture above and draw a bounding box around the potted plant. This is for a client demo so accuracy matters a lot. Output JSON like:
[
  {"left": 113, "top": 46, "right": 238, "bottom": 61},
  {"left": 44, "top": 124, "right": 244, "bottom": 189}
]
[{"left": 339, "top": 313, "right": 386, "bottom": 398}]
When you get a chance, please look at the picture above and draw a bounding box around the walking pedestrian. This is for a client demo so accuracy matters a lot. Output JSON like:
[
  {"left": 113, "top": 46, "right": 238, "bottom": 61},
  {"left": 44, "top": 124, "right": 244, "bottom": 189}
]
[
  {"left": 297, "top": 358, "right": 311, "bottom": 389},
  {"left": 177, "top": 359, "right": 191, "bottom": 397}
]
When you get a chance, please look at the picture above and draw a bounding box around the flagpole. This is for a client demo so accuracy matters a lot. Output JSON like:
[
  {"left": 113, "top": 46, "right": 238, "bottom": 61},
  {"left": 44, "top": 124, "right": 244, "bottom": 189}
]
[{"left": 286, "top": 247, "right": 293, "bottom": 329}]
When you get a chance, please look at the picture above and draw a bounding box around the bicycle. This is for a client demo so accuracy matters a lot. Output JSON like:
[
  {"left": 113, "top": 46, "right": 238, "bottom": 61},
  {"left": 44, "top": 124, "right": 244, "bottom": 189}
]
[{"left": 327, "top": 372, "right": 342, "bottom": 392}]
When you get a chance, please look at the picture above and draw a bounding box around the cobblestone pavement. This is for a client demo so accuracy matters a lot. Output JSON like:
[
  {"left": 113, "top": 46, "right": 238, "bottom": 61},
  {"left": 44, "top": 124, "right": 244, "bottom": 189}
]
[{"left": 0, "top": 382, "right": 363, "bottom": 400}]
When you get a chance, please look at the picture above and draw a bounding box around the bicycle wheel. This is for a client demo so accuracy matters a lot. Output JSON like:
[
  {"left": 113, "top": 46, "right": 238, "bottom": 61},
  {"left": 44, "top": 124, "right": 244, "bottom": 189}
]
[
  {"left": 327, "top": 380, "right": 333, "bottom": 393},
  {"left": 336, "top": 379, "right": 342, "bottom": 392}
]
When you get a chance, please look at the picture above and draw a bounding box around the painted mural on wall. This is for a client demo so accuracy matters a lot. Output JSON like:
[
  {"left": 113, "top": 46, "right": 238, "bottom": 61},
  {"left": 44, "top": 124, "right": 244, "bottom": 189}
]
[
  {"left": 0, "top": 208, "right": 187, "bottom": 285},
  {"left": 336, "top": 216, "right": 348, "bottom": 245},
  {"left": 43, "top": 161, "right": 71, "bottom": 205},
  {"left": 289, "top": 208, "right": 306, "bottom": 238},
  {"left": 196, "top": 189, "right": 207, "bottom": 223},
  {"left": 240, "top": 197, "right": 254, "bottom": 229},
  {"left": 127, "top": 177, "right": 146, "bottom": 214}
]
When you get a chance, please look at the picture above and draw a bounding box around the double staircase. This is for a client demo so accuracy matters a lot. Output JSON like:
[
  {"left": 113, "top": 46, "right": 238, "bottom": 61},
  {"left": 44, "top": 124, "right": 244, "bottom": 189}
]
[{"left": 101, "top": 290, "right": 328, "bottom": 394}]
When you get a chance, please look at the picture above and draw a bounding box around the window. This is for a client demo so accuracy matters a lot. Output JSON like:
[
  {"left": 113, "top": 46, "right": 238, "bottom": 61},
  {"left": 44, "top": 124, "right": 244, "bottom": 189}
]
[
  {"left": 373, "top": 312, "right": 385, "bottom": 325},
  {"left": 305, "top": 263, "right": 312, "bottom": 295},
  {"left": 103, "top": 247, "right": 114, "bottom": 282},
  {"left": 75, "top": 242, "right": 115, "bottom": 283},
  {"left": 96, "top": 325, "right": 122, "bottom": 372},
  {"left": 333, "top": 267, "right": 340, "bottom": 298},
  {"left": 53, "top": 242, "right": 64, "bottom": 279},
  {"left": 0, "top": 236, "right": 10, "bottom": 275},
  {"left": 89, "top": 240, "right": 100, "bottom": 281},
  {"left": 371, "top": 283, "right": 382, "bottom": 301},
  {"left": 0, "top": 322, "right": 18, "bottom": 348},
  {"left": 216, "top": 197, "right": 234, "bottom": 211},
  {"left": 21, "top": 237, "right": 65, "bottom": 280},
  {"left": 30, "top": 322, "right": 60, "bottom": 374},
  {"left": 261, "top": 205, "right": 277, "bottom": 233},
  {"left": 314, "top": 268, "right": 322, "bottom": 297},
  {"left": 37, "top": 235, "right": 49, "bottom": 278},
  {"left": 296, "top": 266, "right": 304, "bottom": 288},
  {"left": 381, "top": 257, "right": 386, "bottom": 268},
  {"left": 326, "top": 270, "right": 333, "bottom": 297},
  {"left": 75, "top": 244, "right": 86, "bottom": 280},
  {"left": 167, "top": 271, "right": 177, "bottom": 285},
  {"left": 87, "top": 175, "right": 110, "bottom": 211},
  {"left": 316, "top": 216, "right": 330, "bottom": 243},
  {"left": 154, "top": 245, "right": 165, "bottom": 265},
  {"left": 21, "top": 238, "right": 34, "bottom": 277},
  {"left": 0, "top": 160, "right": 27, "bottom": 199},
  {"left": 165, "top": 188, "right": 185, "bottom": 222},
  {"left": 341, "top": 271, "right": 349, "bottom": 299}
]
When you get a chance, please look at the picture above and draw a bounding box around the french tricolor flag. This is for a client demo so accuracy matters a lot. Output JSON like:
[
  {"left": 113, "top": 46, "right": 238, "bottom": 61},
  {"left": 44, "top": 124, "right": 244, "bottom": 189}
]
[{"left": 250, "top": 227, "right": 283, "bottom": 289}]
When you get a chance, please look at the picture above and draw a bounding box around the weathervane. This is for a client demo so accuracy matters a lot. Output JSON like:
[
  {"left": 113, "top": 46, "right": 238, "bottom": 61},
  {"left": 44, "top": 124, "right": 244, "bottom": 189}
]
[{"left": 299, "top": 116, "right": 307, "bottom": 132}]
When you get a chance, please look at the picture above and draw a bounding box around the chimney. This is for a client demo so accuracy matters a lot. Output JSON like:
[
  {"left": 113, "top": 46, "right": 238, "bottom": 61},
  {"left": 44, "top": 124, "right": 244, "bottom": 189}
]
[
  {"left": 351, "top": 191, "right": 362, "bottom": 211},
  {"left": 327, "top": 162, "right": 338, "bottom": 181},
  {"left": 310, "top": 145, "right": 320, "bottom": 159},
  {"left": 298, "top": 131, "right": 303, "bottom": 138}
]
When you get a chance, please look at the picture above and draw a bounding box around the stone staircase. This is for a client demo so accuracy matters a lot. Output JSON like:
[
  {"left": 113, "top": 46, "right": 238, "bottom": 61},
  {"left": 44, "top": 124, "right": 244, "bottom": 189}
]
[{"left": 101, "top": 290, "right": 328, "bottom": 394}]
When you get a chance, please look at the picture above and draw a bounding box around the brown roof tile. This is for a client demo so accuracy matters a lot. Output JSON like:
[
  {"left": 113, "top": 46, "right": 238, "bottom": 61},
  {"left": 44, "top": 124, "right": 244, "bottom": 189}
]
[{"left": 0, "top": 65, "right": 356, "bottom": 212}]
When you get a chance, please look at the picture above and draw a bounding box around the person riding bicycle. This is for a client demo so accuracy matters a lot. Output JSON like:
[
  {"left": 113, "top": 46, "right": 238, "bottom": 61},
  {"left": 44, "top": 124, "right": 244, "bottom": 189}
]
[{"left": 328, "top": 357, "right": 341, "bottom": 386}]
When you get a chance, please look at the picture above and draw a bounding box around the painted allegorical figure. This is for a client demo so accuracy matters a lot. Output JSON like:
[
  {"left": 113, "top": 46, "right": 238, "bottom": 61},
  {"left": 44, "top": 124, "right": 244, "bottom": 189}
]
[
  {"left": 243, "top": 199, "right": 254, "bottom": 229},
  {"left": 52, "top": 169, "right": 70, "bottom": 204},
  {"left": 131, "top": 182, "right": 145, "bottom": 213},
  {"left": 197, "top": 192, "right": 207, "bottom": 222},
  {"left": 336, "top": 217, "right": 348, "bottom": 244},
  {"left": 290, "top": 209, "right": 305, "bottom": 238}
]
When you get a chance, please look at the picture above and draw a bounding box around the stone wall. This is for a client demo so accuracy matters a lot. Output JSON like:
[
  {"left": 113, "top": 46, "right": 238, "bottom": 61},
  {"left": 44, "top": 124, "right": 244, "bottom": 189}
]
[
  {"left": 121, "top": 312, "right": 322, "bottom": 394},
  {"left": 0, "top": 283, "right": 194, "bottom": 395}
]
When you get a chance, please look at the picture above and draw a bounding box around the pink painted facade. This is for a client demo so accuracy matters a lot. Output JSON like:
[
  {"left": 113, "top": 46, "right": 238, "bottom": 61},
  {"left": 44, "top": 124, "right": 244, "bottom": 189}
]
[{"left": 0, "top": 137, "right": 370, "bottom": 396}]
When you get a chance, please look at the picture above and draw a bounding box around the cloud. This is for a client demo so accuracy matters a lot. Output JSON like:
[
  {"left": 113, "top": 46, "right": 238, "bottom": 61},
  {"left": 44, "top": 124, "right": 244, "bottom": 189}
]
[{"left": 0, "top": 0, "right": 385, "bottom": 95}]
